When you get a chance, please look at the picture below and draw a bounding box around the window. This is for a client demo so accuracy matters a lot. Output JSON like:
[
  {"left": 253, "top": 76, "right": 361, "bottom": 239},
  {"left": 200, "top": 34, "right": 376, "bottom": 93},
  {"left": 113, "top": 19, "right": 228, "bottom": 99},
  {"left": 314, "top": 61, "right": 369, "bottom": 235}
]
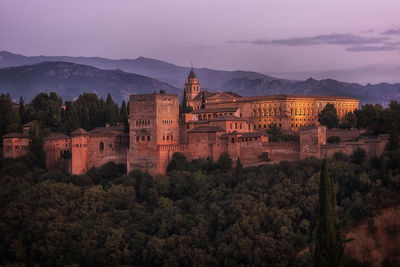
[
  {"left": 163, "top": 136, "right": 165, "bottom": 140},
  {"left": 136, "top": 136, "right": 139, "bottom": 141},
  {"left": 99, "top": 142, "right": 104, "bottom": 151},
  {"left": 167, "top": 136, "right": 169, "bottom": 140},
  {"left": 147, "top": 136, "right": 151, "bottom": 141},
  {"left": 141, "top": 136, "right": 145, "bottom": 141}
]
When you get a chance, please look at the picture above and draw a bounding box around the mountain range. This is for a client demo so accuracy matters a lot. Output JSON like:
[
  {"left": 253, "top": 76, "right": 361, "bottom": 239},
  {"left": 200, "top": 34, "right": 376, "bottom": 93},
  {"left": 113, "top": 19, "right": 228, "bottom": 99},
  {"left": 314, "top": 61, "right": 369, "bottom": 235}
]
[{"left": 0, "top": 51, "right": 399, "bottom": 105}]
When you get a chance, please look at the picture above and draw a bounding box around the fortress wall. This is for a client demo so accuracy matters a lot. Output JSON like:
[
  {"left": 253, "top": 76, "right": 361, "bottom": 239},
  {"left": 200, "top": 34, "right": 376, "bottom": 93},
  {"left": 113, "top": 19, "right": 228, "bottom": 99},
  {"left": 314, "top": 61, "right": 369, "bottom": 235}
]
[
  {"left": 327, "top": 128, "right": 365, "bottom": 141},
  {"left": 321, "top": 135, "right": 388, "bottom": 158},
  {"left": 2, "top": 137, "right": 29, "bottom": 158},
  {"left": 44, "top": 138, "right": 71, "bottom": 171},
  {"left": 86, "top": 135, "right": 127, "bottom": 170},
  {"left": 71, "top": 135, "right": 88, "bottom": 175}
]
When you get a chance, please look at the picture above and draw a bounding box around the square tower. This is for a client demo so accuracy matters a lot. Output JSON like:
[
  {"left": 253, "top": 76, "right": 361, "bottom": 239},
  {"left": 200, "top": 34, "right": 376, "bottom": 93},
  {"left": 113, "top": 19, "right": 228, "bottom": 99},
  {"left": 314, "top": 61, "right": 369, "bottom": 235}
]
[{"left": 127, "top": 93, "right": 179, "bottom": 174}]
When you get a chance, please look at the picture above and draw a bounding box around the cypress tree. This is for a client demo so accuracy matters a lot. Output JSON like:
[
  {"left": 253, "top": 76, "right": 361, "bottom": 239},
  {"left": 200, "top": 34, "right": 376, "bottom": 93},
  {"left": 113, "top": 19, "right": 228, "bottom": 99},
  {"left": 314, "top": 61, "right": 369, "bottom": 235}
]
[
  {"left": 201, "top": 91, "right": 206, "bottom": 109},
  {"left": 314, "top": 159, "right": 344, "bottom": 267},
  {"left": 19, "top": 96, "right": 25, "bottom": 124},
  {"left": 182, "top": 89, "right": 188, "bottom": 112},
  {"left": 27, "top": 121, "right": 46, "bottom": 169},
  {"left": 234, "top": 157, "right": 244, "bottom": 183},
  {"left": 120, "top": 100, "right": 129, "bottom": 133}
]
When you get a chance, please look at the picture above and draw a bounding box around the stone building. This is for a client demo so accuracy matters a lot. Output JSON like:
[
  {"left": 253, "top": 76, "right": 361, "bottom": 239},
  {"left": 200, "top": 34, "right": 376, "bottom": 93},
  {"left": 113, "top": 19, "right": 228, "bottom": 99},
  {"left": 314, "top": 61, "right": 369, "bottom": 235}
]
[{"left": 3, "top": 69, "right": 390, "bottom": 176}]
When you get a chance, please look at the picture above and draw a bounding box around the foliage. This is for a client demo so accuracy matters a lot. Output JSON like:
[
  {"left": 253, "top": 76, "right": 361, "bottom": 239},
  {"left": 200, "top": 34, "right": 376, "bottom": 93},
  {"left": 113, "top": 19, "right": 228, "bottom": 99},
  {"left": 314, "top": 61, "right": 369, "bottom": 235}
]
[
  {"left": 267, "top": 123, "right": 299, "bottom": 142},
  {"left": 26, "top": 121, "right": 46, "bottom": 169},
  {"left": 338, "top": 111, "right": 357, "bottom": 129},
  {"left": 318, "top": 103, "right": 339, "bottom": 129},
  {"left": 351, "top": 148, "right": 366, "bottom": 164},
  {"left": 327, "top": 136, "right": 341, "bottom": 144},
  {"left": 0, "top": 149, "right": 399, "bottom": 266},
  {"left": 313, "top": 159, "right": 344, "bottom": 267}
]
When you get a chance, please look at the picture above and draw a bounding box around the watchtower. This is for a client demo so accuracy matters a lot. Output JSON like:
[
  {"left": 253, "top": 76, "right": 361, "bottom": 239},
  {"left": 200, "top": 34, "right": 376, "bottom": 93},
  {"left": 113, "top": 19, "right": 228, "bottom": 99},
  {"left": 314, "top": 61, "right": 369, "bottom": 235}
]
[{"left": 127, "top": 93, "right": 179, "bottom": 174}]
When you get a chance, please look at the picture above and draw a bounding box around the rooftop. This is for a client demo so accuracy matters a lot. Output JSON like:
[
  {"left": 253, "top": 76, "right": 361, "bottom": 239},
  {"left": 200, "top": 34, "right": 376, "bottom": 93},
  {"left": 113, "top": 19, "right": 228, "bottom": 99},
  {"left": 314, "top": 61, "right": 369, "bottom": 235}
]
[
  {"left": 192, "top": 107, "right": 238, "bottom": 114},
  {"left": 189, "top": 125, "right": 226, "bottom": 133},
  {"left": 44, "top": 133, "right": 71, "bottom": 140},
  {"left": 3, "top": 132, "right": 29, "bottom": 138}
]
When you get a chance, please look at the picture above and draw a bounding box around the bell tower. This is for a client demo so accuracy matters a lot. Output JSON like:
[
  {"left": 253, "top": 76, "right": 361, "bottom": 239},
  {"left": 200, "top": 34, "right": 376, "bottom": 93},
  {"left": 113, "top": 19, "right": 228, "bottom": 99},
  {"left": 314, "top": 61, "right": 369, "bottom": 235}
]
[{"left": 184, "top": 67, "right": 200, "bottom": 101}]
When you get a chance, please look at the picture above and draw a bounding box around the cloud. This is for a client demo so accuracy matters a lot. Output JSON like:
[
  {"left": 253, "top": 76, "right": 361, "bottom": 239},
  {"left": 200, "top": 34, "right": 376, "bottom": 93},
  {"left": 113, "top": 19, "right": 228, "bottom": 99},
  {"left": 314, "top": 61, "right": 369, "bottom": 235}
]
[
  {"left": 381, "top": 27, "right": 400, "bottom": 35},
  {"left": 236, "top": 33, "right": 389, "bottom": 46},
  {"left": 193, "top": 45, "right": 216, "bottom": 50},
  {"left": 347, "top": 42, "right": 400, "bottom": 52}
]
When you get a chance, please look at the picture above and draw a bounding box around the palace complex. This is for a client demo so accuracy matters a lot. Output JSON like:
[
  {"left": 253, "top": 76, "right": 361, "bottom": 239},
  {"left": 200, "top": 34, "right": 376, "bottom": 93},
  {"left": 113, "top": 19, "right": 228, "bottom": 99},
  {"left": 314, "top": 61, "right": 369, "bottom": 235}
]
[{"left": 2, "top": 69, "right": 389, "bottom": 175}]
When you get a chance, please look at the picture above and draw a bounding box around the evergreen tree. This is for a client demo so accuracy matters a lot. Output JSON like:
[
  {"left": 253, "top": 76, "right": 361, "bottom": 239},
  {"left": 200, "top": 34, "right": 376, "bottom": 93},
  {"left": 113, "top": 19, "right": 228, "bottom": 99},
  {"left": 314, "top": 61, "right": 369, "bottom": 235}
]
[
  {"left": 314, "top": 159, "right": 344, "bottom": 267},
  {"left": 120, "top": 100, "right": 129, "bottom": 133},
  {"left": 183, "top": 90, "right": 187, "bottom": 110},
  {"left": 234, "top": 157, "right": 243, "bottom": 182},
  {"left": 201, "top": 91, "right": 206, "bottom": 109},
  {"left": 105, "top": 94, "right": 118, "bottom": 126},
  {"left": 318, "top": 103, "right": 339, "bottom": 129},
  {"left": 80, "top": 106, "right": 90, "bottom": 130},
  {"left": 388, "top": 121, "right": 399, "bottom": 151},
  {"left": 19, "top": 96, "right": 26, "bottom": 124},
  {"left": 27, "top": 121, "right": 46, "bottom": 169}
]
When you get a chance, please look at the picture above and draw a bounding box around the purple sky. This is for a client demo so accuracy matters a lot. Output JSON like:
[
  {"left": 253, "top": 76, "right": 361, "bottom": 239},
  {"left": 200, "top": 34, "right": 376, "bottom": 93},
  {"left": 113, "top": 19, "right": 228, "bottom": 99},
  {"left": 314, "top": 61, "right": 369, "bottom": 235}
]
[{"left": 1, "top": 0, "right": 400, "bottom": 83}]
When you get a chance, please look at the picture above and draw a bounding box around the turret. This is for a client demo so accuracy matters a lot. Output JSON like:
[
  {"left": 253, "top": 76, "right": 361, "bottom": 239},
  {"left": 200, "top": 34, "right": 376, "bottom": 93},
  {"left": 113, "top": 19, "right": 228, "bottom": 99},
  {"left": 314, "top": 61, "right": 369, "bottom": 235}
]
[{"left": 184, "top": 68, "right": 200, "bottom": 101}]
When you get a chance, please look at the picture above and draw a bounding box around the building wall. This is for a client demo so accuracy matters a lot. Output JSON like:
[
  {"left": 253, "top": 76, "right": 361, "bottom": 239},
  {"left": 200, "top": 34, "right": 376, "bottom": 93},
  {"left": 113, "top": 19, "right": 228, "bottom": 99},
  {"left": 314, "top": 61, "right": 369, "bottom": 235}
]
[
  {"left": 86, "top": 134, "right": 127, "bottom": 170},
  {"left": 71, "top": 134, "right": 88, "bottom": 175},
  {"left": 127, "top": 93, "right": 179, "bottom": 175},
  {"left": 2, "top": 137, "right": 29, "bottom": 158},
  {"left": 44, "top": 138, "right": 71, "bottom": 172}
]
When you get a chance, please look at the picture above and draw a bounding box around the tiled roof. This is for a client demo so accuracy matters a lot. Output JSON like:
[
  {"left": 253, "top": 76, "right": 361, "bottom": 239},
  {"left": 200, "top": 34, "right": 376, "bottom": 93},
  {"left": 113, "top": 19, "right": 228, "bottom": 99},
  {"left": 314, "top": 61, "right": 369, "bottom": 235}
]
[
  {"left": 70, "top": 128, "right": 88, "bottom": 135},
  {"left": 3, "top": 132, "right": 29, "bottom": 138},
  {"left": 44, "top": 133, "right": 71, "bottom": 140},
  {"left": 89, "top": 126, "right": 125, "bottom": 134},
  {"left": 211, "top": 115, "right": 248, "bottom": 121},
  {"left": 23, "top": 122, "right": 35, "bottom": 127},
  {"left": 191, "top": 90, "right": 215, "bottom": 101},
  {"left": 192, "top": 107, "right": 238, "bottom": 114},
  {"left": 220, "top": 94, "right": 358, "bottom": 103},
  {"left": 189, "top": 126, "right": 226, "bottom": 133}
]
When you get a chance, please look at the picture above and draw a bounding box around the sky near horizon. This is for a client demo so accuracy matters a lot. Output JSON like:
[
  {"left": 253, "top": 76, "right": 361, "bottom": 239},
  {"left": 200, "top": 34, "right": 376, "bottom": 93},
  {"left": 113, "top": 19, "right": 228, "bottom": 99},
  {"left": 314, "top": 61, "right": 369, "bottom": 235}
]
[{"left": 0, "top": 0, "right": 400, "bottom": 82}]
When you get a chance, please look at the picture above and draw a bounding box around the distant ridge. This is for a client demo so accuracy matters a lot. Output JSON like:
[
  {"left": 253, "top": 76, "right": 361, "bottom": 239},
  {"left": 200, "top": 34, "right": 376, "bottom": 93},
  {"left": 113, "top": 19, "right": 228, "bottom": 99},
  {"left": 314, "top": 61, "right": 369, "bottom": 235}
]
[
  {"left": 0, "top": 61, "right": 178, "bottom": 102},
  {"left": 0, "top": 51, "right": 399, "bottom": 105}
]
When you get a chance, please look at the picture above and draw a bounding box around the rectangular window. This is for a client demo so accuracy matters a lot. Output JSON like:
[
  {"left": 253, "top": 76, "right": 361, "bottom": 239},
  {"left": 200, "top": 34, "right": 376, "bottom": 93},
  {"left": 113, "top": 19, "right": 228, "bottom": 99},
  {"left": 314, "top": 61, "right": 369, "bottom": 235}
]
[
  {"left": 141, "top": 136, "right": 145, "bottom": 141},
  {"left": 136, "top": 136, "right": 139, "bottom": 141},
  {"left": 147, "top": 136, "right": 151, "bottom": 141},
  {"left": 163, "top": 136, "right": 165, "bottom": 140}
]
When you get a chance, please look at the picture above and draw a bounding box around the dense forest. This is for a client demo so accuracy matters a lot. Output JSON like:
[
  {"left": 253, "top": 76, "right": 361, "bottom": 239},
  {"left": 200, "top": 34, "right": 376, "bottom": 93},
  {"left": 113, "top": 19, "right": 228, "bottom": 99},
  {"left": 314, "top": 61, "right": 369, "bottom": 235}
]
[
  {"left": 0, "top": 92, "right": 129, "bottom": 141},
  {"left": 0, "top": 92, "right": 399, "bottom": 266},
  {"left": 0, "top": 146, "right": 399, "bottom": 266}
]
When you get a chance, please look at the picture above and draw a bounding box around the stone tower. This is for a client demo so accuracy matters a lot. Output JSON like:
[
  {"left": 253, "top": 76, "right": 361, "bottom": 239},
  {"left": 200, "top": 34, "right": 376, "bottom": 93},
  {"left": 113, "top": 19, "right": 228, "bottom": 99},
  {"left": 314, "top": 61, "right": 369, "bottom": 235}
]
[
  {"left": 184, "top": 68, "right": 200, "bottom": 101},
  {"left": 71, "top": 128, "right": 88, "bottom": 175},
  {"left": 127, "top": 93, "right": 180, "bottom": 174}
]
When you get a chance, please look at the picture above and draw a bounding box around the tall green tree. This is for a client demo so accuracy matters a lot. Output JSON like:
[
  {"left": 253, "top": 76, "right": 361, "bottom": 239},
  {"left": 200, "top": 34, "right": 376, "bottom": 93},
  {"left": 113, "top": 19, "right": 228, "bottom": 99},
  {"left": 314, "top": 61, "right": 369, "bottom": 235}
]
[
  {"left": 120, "top": 100, "right": 129, "bottom": 133},
  {"left": 201, "top": 91, "right": 206, "bottom": 109},
  {"left": 19, "top": 96, "right": 26, "bottom": 125},
  {"left": 314, "top": 159, "right": 343, "bottom": 267},
  {"left": 27, "top": 121, "right": 46, "bottom": 169},
  {"left": 105, "top": 94, "right": 119, "bottom": 126},
  {"left": 318, "top": 103, "right": 339, "bottom": 129}
]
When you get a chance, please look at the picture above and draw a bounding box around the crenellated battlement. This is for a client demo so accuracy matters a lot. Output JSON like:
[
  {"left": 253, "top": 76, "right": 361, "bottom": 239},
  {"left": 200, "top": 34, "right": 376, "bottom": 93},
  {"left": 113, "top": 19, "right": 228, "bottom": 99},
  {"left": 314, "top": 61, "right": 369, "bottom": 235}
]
[
  {"left": 157, "top": 144, "right": 189, "bottom": 151},
  {"left": 130, "top": 93, "right": 178, "bottom": 101}
]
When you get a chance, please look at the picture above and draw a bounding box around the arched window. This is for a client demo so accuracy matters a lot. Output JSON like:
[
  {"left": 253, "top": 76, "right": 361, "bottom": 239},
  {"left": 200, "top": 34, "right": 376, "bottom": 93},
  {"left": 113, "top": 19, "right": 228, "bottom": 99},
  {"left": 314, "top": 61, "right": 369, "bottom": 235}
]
[{"left": 99, "top": 142, "right": 104, "bottom": 151}]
